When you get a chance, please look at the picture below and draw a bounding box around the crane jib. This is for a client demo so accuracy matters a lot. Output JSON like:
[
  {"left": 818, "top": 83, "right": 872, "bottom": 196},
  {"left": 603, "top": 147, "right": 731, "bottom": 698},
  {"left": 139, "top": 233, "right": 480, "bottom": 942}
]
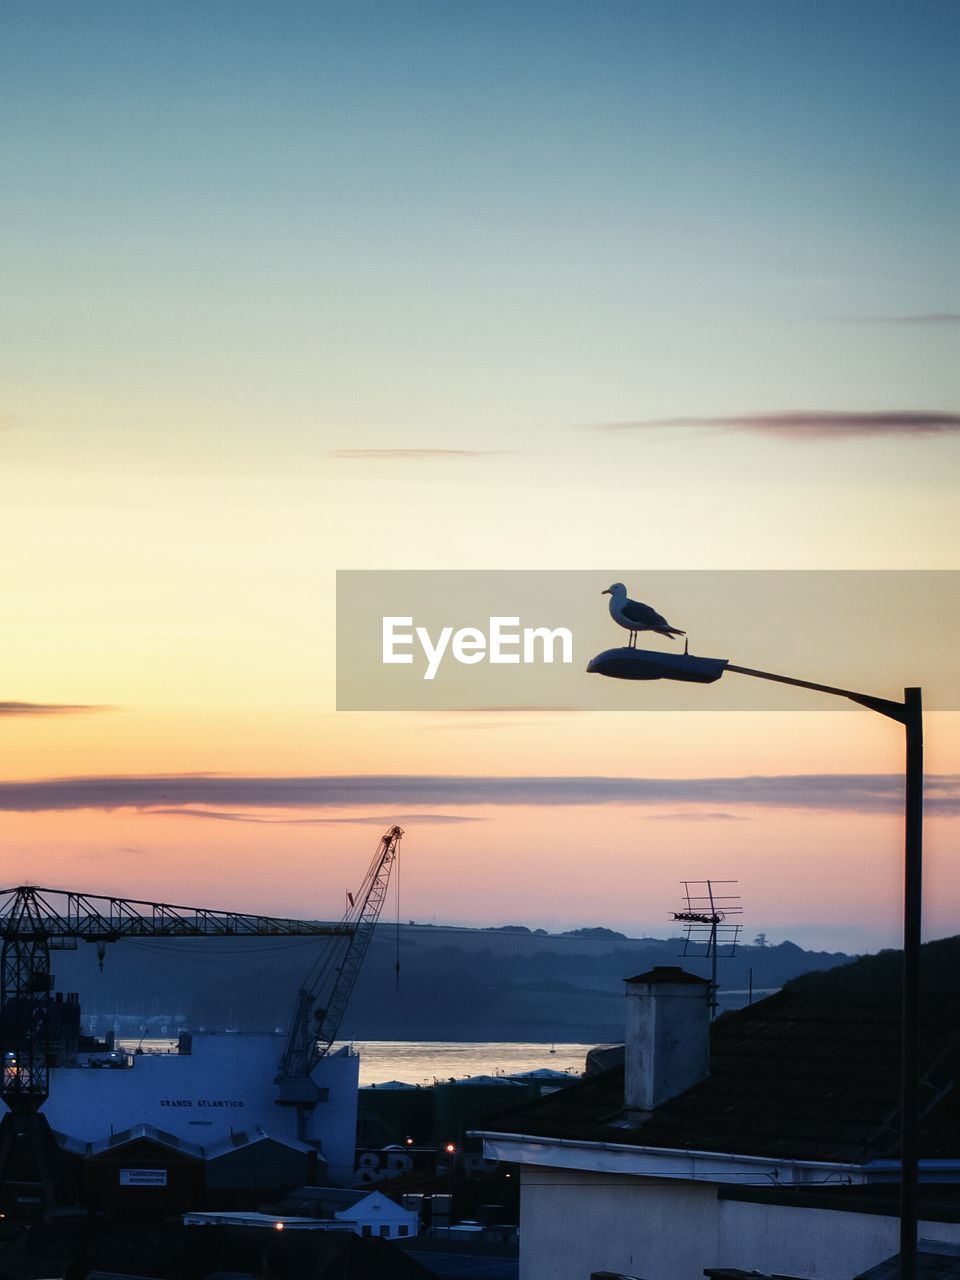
[
  {"left": 277, "top": 825, "right": 403, "bottom": 1090},
  {"left": 0, "top": 885, "right": 357, "bottom": 1114}
]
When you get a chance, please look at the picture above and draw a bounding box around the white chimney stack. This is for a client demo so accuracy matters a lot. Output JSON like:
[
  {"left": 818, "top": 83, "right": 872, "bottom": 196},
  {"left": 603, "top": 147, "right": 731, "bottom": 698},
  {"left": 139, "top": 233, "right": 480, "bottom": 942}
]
[{"left": 624, "top": 966, "right": 711, "bottom": 1118}]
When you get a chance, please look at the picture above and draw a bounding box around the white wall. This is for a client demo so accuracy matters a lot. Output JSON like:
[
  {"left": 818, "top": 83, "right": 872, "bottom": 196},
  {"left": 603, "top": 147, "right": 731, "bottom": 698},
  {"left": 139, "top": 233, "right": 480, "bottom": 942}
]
[
  {"left": 519, "top": 1167, "right": 720, "bottom": 1280},
  {"left": 307, "top": 1048, "right": 360, "bottom": 1183},
  {"left": 718, "top": 1197, "right": 960, "bottom": 1279},
  {"left": 337, "top": 1191, "right": 419, "bottom": 1239},
  {"left": 41, "top": 1035, "right": 359, "bottom": 1183},
  {"left": 45, "top": 1036, "right": 289, "bottom": 1144},
  {"left": 519, "top": 1165, "right": 960, "bottom": 1280}
]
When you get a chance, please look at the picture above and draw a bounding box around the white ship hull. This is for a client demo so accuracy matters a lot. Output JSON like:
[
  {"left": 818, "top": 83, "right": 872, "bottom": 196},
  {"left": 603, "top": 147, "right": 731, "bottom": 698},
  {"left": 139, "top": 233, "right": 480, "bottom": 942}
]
[{"left": 37, "top": 1035, "right": 359, "bottom": 1183}]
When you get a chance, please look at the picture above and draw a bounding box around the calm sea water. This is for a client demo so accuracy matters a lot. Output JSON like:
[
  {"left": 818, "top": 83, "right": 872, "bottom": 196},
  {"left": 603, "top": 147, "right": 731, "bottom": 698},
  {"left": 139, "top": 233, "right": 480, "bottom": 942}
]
[
  {"left": 337, "top": 1040, "right": 592, "bottom": 1087},
  {"left": 120, "top": 1038, "right": 592, "bottom": 1087}
]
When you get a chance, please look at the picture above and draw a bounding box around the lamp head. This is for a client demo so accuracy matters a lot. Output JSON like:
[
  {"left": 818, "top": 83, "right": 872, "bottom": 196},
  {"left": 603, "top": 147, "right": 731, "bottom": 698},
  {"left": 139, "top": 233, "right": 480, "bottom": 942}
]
[{"left": 587, "top": 646, "right": 728, "bottom": 684}]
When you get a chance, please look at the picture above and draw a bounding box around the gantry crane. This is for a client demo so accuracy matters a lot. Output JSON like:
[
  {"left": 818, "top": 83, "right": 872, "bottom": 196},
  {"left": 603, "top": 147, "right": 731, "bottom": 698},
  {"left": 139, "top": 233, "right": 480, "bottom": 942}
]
[
  {"left": 0, "top": 884, "right": 352, "bottom": 1211},
  {"left": 0, "top": 828, "right": 404, "bottom": 1211},
  {"left": 0, "top": 885, "right": 352, "bottom": 1115}
]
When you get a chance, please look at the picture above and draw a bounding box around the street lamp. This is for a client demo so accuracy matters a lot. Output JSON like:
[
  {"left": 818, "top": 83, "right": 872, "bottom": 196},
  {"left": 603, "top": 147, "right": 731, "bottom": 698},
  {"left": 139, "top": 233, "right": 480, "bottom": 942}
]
[{"left": 588, "top": 643, "right": 923, "bottom": 1280}]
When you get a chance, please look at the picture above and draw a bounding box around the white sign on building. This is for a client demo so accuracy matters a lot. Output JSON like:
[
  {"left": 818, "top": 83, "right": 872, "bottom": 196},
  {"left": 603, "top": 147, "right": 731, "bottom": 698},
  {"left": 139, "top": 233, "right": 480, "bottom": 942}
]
[{"left": 120, "top": 1168, "right": 168, "bottom": 1187}]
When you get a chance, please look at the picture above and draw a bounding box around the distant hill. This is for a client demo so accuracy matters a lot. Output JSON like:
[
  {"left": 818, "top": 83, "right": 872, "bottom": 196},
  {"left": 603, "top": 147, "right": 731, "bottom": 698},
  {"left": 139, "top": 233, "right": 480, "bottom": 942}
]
[
  {"left": 787, "top": 934, "right": 960, "bottom": 994},
  {"left": 560, "top": 927, "right": 628, "bottom": 941},
  {"left": 52, "top": 922, "right": 855, "bottom": 1043}
]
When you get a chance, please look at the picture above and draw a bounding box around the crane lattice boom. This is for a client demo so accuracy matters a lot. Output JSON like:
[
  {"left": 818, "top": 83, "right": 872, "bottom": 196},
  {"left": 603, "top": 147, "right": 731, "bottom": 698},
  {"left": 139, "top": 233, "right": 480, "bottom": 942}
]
[
  {"left": 278, "top": 825, "right": 402, "bottom": 1087},
  {"left": 0, "top": 885, "right": 351, "bottom": 1111},
  {"left": 0, "top": 886, "right": 351, "bottom": 945}
]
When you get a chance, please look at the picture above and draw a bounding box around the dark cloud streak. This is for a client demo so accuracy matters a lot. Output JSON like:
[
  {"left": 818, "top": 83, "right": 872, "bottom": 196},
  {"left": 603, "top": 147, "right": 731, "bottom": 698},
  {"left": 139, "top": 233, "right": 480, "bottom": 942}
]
[
  {"left": 146, "top": 807, "right": 484, "bottom": 826},
  {"left": 846, "top": 314, "right": 960, "bottom": 326},
  {"left": 329, "top": 449, "right": 505, "bottom": 460},
  {"left": 0, "top": 702, "right": 113, "bottom": 717},
  {"left": 594, "top": 411, "right": 960, "bottom": 438},
  {"left": 0, "top": 773, "right": 957, "bottom": 816},
  {"left": 647, "top": 811, "right": 747, "bottom": 822}
]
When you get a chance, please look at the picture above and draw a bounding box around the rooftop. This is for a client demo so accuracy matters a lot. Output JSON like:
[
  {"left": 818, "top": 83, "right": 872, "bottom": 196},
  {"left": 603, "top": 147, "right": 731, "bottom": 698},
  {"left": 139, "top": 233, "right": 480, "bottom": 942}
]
[
  {"left": 480, "top": 989, "right": 960, "bottom": 1165},
  {"left": 854, "top": 1240, "right": 960, "bottom": 1279}
]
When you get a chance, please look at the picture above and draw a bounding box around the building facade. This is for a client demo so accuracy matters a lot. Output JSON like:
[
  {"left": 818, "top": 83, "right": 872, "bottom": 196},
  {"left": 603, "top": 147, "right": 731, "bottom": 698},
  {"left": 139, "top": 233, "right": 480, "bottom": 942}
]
[{"left": 478, "top": 968, "right": 960, "bottom": 1280}]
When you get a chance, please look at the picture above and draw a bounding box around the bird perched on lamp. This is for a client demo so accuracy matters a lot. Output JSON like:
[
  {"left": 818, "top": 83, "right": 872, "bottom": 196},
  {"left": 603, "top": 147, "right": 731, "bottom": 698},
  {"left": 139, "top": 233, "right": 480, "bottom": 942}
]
[{"left": 602, "top": 583, "right": 686, "bottom": 647}]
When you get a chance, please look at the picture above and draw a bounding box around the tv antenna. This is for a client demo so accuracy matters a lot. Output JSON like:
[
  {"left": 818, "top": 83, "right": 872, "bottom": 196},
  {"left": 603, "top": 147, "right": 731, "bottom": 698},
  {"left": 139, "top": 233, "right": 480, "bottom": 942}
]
[{"left": 672, "top": 880, "right": 742, "bottom": 1018}]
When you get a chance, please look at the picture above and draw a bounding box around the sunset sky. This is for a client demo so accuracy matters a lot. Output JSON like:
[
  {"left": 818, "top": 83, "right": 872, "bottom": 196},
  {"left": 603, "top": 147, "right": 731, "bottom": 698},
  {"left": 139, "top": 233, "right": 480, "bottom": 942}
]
[{"left": 2, "top": 1, "right": 958, "bottom": 952}]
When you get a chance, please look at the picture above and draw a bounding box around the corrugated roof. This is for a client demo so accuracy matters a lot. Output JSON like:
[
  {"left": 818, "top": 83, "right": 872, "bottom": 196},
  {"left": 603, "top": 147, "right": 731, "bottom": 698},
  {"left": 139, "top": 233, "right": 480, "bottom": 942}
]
[
  {"left": 86, "top": 1124, "right": 203, "bottom": 1160},
  {"left": 202, "top": 1125, "right": 318, "bottom": 1161},
  {"left": 480, "top": 990, "right": 960, "bottom": 1164}
]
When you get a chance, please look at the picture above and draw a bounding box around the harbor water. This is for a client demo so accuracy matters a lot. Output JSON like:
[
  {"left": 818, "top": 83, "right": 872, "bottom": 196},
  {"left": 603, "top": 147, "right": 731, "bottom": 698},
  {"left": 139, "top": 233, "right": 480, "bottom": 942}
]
[
  {"left": 119, "top": 1039, "right": 594, "bottom": 1086},
  {"left": 339, "top": 1040, "right": 592, "bottom": 1086}
]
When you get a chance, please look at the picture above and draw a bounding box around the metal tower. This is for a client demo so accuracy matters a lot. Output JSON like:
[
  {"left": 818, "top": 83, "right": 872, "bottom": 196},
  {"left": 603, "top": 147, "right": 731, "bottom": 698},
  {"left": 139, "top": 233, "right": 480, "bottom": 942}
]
[{"left": 672, "top": 880, "right": 742, "bottom": 1017}]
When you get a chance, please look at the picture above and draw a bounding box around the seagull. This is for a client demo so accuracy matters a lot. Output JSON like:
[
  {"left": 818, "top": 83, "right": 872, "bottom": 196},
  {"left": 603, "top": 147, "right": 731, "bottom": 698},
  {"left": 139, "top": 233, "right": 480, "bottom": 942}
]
[{"left": 601, "top": 583, "right": 686, "bottom": 647}]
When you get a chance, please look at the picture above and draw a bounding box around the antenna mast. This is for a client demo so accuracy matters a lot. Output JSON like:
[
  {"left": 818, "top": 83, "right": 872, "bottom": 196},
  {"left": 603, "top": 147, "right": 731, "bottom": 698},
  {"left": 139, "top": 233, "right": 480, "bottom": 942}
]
[{"left": 672, "top": 879, "right": 742, "bottom": 1018}]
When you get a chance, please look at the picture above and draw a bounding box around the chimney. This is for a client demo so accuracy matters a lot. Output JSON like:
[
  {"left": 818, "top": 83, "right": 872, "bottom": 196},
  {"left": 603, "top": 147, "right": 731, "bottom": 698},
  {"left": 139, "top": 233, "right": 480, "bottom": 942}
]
[{"left": 624, "top": 966, "right": 711, "bottom": 1119}]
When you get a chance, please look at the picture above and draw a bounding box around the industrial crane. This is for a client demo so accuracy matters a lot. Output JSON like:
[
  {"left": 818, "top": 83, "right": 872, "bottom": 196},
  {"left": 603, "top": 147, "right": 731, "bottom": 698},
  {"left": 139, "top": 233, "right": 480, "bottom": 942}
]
[
  {"left": 0, "top": 884, "right": 354, "bottom": 1211},
  {"left": 0, "top": 828, "right": 403, "bottom": 1206},
  {"left": 0, "top": 886, "right": 352, "bottom": 1116},
  {"left": 276, "top": 825, "right": 402, "bottom": 1104}
]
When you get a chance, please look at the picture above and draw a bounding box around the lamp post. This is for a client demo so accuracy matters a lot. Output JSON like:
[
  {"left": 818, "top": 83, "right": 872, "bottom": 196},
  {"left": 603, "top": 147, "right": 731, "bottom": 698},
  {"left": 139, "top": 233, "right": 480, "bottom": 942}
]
[{"left": 587, "top": 644, "right": 923, "bottom": 1280}]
